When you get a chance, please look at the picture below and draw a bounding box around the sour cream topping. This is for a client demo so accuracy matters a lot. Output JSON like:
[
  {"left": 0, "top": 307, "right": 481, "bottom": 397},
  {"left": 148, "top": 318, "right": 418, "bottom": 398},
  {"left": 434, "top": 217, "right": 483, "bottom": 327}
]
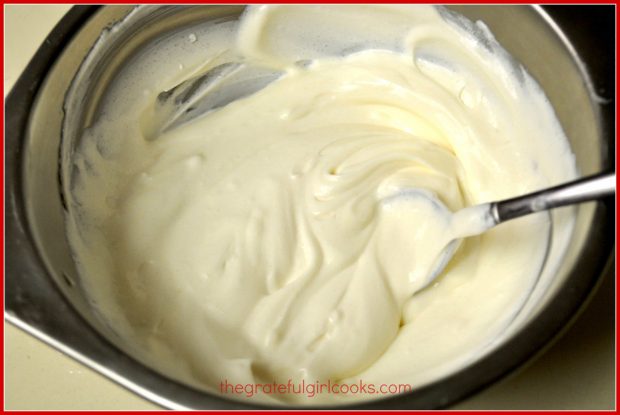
[{"left": 66, "top": 5, "right": 576, "bottom": 404}]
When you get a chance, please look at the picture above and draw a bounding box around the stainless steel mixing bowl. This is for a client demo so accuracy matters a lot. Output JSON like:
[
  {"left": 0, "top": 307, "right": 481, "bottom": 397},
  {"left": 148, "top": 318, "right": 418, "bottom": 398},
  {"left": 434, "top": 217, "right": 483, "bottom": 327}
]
[{"left": 5, "top": 5, "right": 615, "bottom": 409}]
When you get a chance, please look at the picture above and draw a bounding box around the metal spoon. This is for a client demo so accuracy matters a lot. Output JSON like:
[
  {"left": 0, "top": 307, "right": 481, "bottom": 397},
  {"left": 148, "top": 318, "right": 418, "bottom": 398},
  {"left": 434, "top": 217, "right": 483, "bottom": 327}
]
[{"left": 418, "top": 172, "right": 615, "bottom": 292}]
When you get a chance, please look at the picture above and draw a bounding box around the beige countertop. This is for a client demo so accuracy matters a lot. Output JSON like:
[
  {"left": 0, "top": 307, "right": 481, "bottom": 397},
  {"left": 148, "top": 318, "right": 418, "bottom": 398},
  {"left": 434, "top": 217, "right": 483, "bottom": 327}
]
[{"left": 4, "top": 5, "right": 615, "bottom": 410}]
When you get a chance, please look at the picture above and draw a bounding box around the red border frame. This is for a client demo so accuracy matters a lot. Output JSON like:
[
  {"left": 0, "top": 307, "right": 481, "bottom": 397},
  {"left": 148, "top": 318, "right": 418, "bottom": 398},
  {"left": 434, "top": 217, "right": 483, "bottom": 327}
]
[{"left": 2, "top": 2, "right": 617, "bottom": 414}]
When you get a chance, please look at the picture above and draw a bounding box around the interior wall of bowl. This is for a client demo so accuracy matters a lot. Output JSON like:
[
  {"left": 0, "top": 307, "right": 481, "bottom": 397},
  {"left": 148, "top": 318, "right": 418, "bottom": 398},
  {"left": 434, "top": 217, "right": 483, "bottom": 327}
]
[{"left": 449, "top": 5, "right": 609, "bottom": 338}]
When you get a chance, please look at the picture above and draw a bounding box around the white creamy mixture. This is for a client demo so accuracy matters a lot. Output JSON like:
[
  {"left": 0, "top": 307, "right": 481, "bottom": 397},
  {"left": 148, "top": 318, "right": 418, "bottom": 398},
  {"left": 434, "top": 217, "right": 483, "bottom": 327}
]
[{"left": 66, "top": 5, "right": 577, "bottom": 404}]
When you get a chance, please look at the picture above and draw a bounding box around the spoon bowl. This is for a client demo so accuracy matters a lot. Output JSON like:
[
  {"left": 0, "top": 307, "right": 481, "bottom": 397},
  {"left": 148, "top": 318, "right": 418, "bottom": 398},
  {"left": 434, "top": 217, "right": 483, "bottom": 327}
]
[{"left": 411, "top": 172, "right": 614, "bottom": 292}]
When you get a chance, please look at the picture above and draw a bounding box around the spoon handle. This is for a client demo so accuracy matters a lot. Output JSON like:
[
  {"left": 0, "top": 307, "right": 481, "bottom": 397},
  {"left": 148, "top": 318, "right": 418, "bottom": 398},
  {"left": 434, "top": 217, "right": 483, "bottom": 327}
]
[{"left": 490, "top": 172, "right": 615, "bottom": 223}]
